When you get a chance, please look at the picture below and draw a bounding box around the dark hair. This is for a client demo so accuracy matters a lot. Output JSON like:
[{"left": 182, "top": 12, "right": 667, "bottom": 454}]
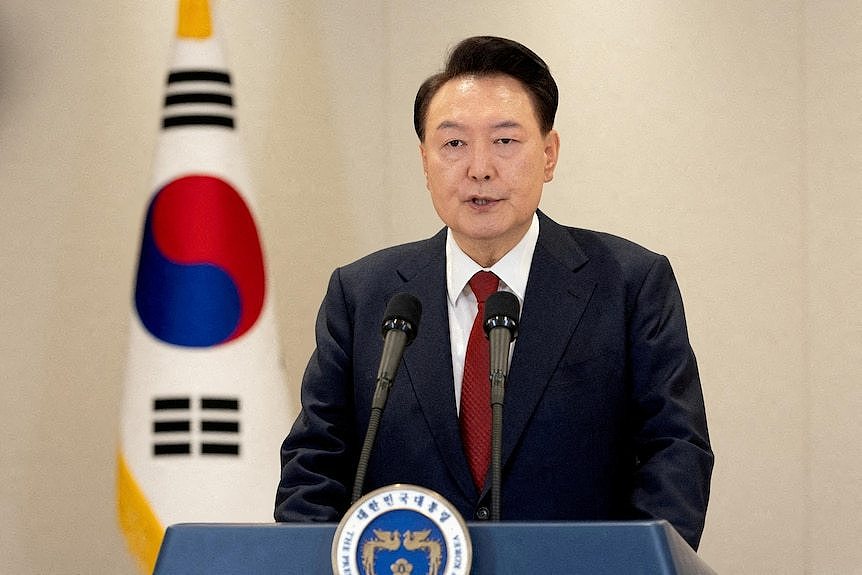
[{"left": 413, "top": 36, "right": 558, "bottom": 141}]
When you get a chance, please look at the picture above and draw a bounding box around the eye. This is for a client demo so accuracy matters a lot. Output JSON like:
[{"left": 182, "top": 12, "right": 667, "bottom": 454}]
[
  {"left": 444, "top": 139, "right": 465, "bottom": 148},
  {"left": 495, "top": 138, "right": 516, "bottom": 145}
]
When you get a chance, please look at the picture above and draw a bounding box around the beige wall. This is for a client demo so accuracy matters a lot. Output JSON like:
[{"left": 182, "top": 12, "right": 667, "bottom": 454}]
[
  {"left": 804, "top": 2, "right": 862, "bottom": 571},
  {"left": 1, "top": 1, "right": 858, "bottom": 573}
]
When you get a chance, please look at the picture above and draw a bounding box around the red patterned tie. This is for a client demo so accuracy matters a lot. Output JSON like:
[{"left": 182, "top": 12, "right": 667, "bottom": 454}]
[{"left": 460, "top": 271, "right": 500, "bottom": 490}]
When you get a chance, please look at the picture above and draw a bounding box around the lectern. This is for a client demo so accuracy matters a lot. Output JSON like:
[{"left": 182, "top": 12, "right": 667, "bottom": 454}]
[{"left": 154, "top": 520, "right": 715, "bottom": 574}]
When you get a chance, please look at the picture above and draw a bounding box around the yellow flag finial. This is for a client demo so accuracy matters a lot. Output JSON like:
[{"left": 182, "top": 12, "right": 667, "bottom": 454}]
[{"left": 177, "top": 0, "right": 212, "bottom": 39}]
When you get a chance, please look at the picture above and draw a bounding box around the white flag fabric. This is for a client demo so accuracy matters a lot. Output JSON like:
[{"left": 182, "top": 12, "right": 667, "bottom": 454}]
[{"left": 117, "top": 1, "right": 294, "bottom": 571}]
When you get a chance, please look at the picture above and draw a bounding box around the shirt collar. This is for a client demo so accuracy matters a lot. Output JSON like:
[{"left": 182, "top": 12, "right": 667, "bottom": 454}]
[{"left": 446, "top": 212, "right": 539, "bottom": 306}]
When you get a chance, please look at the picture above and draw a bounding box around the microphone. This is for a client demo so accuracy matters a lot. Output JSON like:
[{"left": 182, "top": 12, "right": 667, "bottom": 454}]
[
  {"left": 483, "top": 291, "right": 520, "bottom": 521},
  {"left": 351, "top": 292, "right": 422, "bottom": 503}
]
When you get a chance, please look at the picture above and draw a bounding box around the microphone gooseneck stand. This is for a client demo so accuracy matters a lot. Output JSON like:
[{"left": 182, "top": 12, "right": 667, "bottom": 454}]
[
  {"left": 351, "top": 327, "right": 407, "bottom": 503},
  {"left": 484, "top": 291, "right": 520, "bottom": 522},
  {"left": 488, "top": 327, "right": 509, "bottom": 522},
  {"left": 351, "top": 293, "right": 421, "bottom": 504}
]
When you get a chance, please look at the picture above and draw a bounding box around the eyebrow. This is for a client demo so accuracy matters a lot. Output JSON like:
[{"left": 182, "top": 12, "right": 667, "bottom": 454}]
[{"left": 434, "top": 120, "right": 524, "bottom": 131}]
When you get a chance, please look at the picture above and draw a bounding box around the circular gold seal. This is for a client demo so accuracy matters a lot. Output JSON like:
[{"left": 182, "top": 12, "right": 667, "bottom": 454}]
[{"left": 331, "top": 484, "right": 472, "bottom": 575}]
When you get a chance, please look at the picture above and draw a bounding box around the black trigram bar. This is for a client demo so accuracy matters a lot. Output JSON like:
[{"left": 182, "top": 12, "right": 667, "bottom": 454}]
[
  {"left": 154, "top": 443, "right": 191, "bottom": 456},
  {"left": 201, "top": 443, "right": 240, "bottom": 456},
  {"left": 167, "top": 70, "right": 232, "bottom": 85},
  {"left": 201, "top": 397, "right": 240, "bottom": 411},
  {"left": 201, "top": 420, "right": 240, "bottom": 433},
  {"left": 154, "top": 420, "right": 191, "bottom": 433},
  {"left": 162, "top": 114, "right": 234, "bottom": 129},
  {"left": 154, "top": 397, "right": 191, "bottom": 410},
  {"left": 164, "top": 92, "right": 233, "bottom": 107}
]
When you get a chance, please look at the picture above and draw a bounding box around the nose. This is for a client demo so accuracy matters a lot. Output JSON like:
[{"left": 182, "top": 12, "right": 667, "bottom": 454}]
[{"left": 468, "top": 144, "right": 494, "bottom": 182}]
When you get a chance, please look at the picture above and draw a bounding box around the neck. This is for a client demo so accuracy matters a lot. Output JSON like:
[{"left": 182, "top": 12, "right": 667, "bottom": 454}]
[{"left": 454, "top": 234, "right": 520, "bottom": 269}]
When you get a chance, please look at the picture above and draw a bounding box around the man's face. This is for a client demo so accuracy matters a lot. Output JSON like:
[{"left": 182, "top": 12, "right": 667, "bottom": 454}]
[{"left": 419, "top": 74, "right": 559, "bottom": 265}]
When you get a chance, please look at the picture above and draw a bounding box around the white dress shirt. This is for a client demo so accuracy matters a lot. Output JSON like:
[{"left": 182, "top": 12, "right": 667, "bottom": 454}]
[{"left": 445, "top": 213, "right": 539, "bottom": 412}]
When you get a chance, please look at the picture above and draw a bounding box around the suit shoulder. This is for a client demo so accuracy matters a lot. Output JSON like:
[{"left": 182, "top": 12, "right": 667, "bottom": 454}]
[
  {"left": 339, "top": 236, "right": 437, "bottom": 273},
  {"left": 331, "top": 231, "right": 444, "bottom": 294},
  {"left": 538, "top": 212, "right": 662, "bottom": 267},
  {"left": 568, "top": 227, "right": 662, "bottom": 263},
  {"left": 565, "top": 227, "right": 667, "bottom": 276},
  {"left": 557, "top": 227, "right": 684, "bottom": 315},
  {"left": 561, "top": 227, "right": 679, "bottom": 294}
]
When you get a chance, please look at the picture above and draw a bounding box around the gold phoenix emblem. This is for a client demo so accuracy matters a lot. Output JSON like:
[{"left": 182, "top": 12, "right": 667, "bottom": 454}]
[{"left": 360, "top": 529, "right": 443, "bottom": 575}]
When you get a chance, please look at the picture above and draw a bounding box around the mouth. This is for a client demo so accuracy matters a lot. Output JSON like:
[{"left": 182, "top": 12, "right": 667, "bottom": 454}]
[{"left": 469, "top": 197, "right": 499, "bottom": 206}]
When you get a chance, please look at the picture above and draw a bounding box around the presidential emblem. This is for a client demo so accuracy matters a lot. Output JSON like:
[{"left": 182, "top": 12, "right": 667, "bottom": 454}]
[{"left": 331, "top": 484, "right": 472, "bottom": 575}]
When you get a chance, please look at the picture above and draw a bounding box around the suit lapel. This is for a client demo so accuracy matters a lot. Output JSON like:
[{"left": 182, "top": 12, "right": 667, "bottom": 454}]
[
  {"left": 393, "top": 214, "right": 596, "bottom": 499},
  {"left": 501, "top": 213, "right": 595, "bottom": 467},
  {"left": 397, "top": 230, "right": 478, "bottom": 499}
]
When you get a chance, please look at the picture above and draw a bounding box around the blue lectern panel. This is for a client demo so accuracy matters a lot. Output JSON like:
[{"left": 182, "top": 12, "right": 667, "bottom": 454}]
[
  {"left": 154, "top": 521, "right": 715, "bottom": 575},
  {"left": 469, "top": 521, "right": 714, "bottom": 575}
]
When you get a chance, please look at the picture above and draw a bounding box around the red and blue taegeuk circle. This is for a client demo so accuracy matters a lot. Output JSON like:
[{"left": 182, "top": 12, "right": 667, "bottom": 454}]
[{"left": 134, "top": 174, "right": 265, "bottom": 347}]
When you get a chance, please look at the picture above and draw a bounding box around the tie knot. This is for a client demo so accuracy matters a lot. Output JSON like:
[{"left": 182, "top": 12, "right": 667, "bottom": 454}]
[{"left": 468, "top": 271, "right": 499, "bottom": 304}]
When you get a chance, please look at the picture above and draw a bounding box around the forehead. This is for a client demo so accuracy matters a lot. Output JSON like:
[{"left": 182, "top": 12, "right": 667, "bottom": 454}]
[{"left": 425, "top": 74, "right": 540, "bottom": 130}]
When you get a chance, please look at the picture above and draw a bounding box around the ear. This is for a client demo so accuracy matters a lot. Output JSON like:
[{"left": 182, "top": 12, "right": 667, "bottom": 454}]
[
  {"left": 542, "top": 129, "right": 560, "bottom": 182},
  {"left": 419, "top": 142, "right": 430, "bottom": 184}
]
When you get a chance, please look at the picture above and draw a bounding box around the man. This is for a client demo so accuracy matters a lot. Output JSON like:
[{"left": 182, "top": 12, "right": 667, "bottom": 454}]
[{"left": 275, "top": 36, "right": 713, "bottom": 550}]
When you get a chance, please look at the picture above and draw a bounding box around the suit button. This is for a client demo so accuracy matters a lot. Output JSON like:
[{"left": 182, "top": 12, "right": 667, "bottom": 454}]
[{"left": 475, "top": 507, "right": 490, "bottom": 520}]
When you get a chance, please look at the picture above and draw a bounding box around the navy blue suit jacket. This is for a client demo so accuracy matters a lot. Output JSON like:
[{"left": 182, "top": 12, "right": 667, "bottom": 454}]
[{"left": 275, "top": 211, "right": 713, "bottom": 549}]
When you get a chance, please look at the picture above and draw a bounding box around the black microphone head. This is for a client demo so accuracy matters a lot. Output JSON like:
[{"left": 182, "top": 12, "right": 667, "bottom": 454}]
[
  {"left": 483, "top": 291, "right": 520, "bottom": 339},
  {"left": 380, "top": 292, "right": 422, "bottom": 344}
]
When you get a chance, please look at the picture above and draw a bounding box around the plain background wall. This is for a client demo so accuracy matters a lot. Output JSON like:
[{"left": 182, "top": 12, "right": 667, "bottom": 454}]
[{"left": 1, "top": 1, "right": 858, "bottom": 573}]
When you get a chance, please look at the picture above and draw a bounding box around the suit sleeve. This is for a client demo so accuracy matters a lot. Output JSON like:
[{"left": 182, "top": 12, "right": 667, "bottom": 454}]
[
  {"left": 627, "top": 255, "right": 714, "bottom": 550},
  {"left": 274, "top": 269, "right": 356, "bottom": 522}
]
